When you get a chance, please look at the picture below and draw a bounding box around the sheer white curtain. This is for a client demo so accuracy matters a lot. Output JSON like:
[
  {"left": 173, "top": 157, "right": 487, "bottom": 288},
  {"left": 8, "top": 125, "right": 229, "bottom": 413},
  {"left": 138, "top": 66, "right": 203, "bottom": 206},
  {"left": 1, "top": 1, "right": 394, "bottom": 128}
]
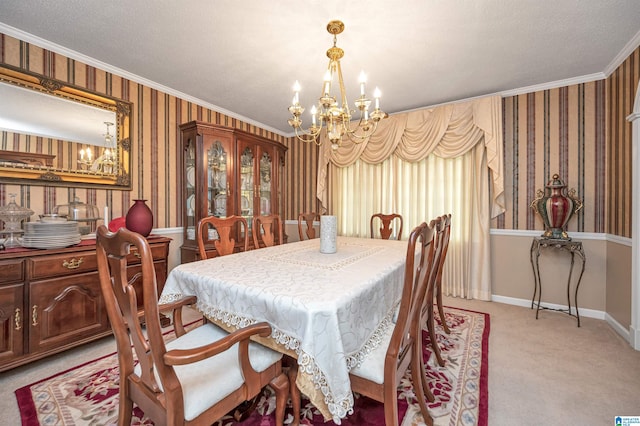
[
  {"left": 318, "top": 96, "right": 503, "bottom": 300},
  {"left": 328, "top": 145, "right": 491, "bottom": 299}
]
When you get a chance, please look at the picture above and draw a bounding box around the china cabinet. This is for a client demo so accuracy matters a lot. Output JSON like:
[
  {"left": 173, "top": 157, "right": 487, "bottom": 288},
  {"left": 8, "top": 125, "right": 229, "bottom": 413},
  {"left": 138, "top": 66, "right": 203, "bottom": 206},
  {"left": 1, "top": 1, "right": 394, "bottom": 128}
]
[
  {"left": 179, "top": 121, "right": 287, "bottom": 262},
  {"left": 0, "top": 236, "right": 171, "bottom": 371}
]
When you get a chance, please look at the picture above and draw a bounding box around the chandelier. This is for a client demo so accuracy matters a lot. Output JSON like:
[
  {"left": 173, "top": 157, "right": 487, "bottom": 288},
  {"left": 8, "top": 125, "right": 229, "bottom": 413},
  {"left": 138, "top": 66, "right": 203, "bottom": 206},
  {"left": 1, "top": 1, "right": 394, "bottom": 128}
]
[
  {"left": 78, "top": 121, "right": 116, "bottom": 174},
  {"left": 288, "top": 20, "right": 387, "bottom": 150}
]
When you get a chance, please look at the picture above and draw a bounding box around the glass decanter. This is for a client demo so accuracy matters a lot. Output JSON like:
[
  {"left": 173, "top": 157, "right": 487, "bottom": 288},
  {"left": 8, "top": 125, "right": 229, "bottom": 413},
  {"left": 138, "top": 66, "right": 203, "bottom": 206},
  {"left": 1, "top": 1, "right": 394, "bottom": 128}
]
[{"left": 0, "top": 194, "right": 34, "bottom": 248}]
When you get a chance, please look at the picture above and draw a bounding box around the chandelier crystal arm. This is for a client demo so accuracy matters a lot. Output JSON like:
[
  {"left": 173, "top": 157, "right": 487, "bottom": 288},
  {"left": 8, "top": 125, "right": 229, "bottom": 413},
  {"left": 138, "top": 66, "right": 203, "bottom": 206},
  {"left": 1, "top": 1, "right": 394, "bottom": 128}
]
[{"left": 288, "top": 20, "right": 387, "bottom": 149}]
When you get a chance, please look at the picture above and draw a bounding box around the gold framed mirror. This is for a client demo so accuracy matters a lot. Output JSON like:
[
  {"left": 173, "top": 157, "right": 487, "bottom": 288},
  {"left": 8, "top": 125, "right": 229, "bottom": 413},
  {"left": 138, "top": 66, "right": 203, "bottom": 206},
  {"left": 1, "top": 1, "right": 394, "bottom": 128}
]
[{"left": 0, "top": 64, "right": 132, "bottom": 189}]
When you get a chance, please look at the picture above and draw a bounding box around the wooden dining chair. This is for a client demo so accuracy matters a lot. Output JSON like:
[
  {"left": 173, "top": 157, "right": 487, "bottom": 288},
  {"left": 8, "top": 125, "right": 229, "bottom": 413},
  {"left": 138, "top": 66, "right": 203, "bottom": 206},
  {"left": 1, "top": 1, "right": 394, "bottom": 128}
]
[
  {"left": 370, "top": 213, "right": 403, "bottom": 240},
  {"left": 297, "top": 212, "right": 319, "bottom": 240},
  {"left": 197, "top": 215, "right": 249, "bottom": 259},
  {"left": 423, "top": 216, "right": 447, "bottom": 367},
  {"left": 435, "top": 214, "right": 452, "bottom": 334},
  {"left": 348, "top": 222, "right": 437, "bottom": 426},
  {"left": 252, "top": 214, "right": 284, "bottom": 248},
  {"left": 95, "top": 225, "right": 289, "bottom": 426}
]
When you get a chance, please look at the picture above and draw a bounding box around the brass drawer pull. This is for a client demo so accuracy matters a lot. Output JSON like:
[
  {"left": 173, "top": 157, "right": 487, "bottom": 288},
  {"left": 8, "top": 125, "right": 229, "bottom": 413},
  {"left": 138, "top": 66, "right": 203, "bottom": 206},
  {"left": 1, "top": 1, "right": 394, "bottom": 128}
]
[
  {"left": 32, "top": 305, "right": 38, "bottom": 326},
  {"left": 62, "top": 257, "right": 84, "bottom": 269},
  {"left": 15, "top": 308, "right": 21, "bottom": 331},
  {"left": 132, "top": 250, "right": 141, "bottom": 259}
]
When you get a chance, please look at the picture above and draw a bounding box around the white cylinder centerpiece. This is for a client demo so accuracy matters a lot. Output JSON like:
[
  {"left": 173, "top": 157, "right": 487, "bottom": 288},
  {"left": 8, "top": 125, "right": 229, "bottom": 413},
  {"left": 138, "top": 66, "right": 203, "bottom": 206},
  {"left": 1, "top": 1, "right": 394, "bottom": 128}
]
[{"left": 320, "top": 215, "right": 337, "bottom": 254}]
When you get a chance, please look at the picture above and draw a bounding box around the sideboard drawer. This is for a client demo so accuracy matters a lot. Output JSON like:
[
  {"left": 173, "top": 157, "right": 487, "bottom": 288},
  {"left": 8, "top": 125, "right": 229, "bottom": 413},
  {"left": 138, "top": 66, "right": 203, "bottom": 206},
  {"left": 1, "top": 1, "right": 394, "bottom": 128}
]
[
  {"left": 0, "top": 259, "right": 25, "bottom": 283},
  {"left": 29, "top": 252, "right": 98, "bottom": 280},
  {"left": 129, "top": 243, "right": 169, "bottom": 264}
]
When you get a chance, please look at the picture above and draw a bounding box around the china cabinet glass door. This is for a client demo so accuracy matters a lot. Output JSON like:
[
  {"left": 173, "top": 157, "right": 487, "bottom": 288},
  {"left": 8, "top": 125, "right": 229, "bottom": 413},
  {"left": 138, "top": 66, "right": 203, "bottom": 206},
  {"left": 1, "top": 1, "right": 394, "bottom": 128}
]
[
  {"left": 259, "top": 151, "right": 273, "bottom": 215},
  {"left": 184, "top": 141, "right": 196, "bottom": 242},
  {"left": 207, "top": 141, "right": 228, "bottom": 219},
  {"left": 240, "top": 147, "right": 255, "bottom": 231}
]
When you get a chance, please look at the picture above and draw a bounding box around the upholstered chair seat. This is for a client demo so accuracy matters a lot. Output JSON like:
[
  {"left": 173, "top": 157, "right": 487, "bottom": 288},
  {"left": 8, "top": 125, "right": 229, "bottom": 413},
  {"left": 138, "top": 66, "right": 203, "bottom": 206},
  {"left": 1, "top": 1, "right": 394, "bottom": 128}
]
[{"left": 133, "top": 323, "right": 283, "bottom": 421}]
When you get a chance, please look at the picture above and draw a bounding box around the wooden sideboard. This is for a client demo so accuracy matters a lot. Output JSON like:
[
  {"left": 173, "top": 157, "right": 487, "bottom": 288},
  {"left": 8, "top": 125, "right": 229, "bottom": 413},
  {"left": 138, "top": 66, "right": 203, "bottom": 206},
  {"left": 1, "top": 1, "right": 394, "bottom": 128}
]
[{"left": 0, "top": 235, "right": 171, "bottom": 372}]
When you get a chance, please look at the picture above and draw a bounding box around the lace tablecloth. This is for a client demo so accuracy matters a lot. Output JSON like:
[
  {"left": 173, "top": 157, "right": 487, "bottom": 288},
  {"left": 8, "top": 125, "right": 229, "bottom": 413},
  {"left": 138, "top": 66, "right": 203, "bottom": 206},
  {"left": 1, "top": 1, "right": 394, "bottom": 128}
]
[{"left": 159, "top": 236, "right": 408, "bottom": 423}]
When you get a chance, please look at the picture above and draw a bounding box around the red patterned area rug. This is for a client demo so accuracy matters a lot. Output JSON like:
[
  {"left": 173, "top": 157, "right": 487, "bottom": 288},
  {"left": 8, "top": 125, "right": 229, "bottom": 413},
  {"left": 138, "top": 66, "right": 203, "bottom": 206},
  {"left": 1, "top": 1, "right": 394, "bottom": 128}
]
[{"left": 15, "top": 307, "right": 488, "bottom": 426}]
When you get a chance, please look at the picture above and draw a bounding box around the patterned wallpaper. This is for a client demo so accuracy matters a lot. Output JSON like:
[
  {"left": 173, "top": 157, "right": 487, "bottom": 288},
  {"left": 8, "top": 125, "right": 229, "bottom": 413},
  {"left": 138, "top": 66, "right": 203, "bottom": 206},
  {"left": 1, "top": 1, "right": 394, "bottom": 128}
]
[
  {"left": 0, "top": 33, "right": 319, "bottom": 226},
  {"left": 494, "top": 80, "right": 607, "bottom": 234},
  {"left": 494, "top": 45, "right": 640, "bottom": 238},
  {"left": 607, "top": 46, "right": 639, "bottom": 238},
  {"left": 1, "top": 32, "right": 638, "bottom": 237}
]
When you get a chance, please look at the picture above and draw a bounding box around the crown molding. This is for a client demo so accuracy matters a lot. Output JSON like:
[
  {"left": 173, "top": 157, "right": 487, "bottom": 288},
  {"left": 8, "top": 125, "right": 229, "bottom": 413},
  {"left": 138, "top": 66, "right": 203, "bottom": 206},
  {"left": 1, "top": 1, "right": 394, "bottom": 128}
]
[
  {"left": 604, "top": 28, "right": 640, "bottom": 77},
  {"left": 0, "top": 23, "right": 288, "bottom": 138},
  {"left": 499, "top": 72, "right": 606, "bottom": 97}
]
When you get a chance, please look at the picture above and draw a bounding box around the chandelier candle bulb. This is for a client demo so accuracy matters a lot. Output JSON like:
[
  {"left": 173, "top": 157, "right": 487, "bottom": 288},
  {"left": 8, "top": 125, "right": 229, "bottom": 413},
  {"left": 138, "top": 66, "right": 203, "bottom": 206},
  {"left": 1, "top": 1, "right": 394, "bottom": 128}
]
[
  {"left": 359, "top": 71, "right": 366, "bottom": 95},
  {"left": 293, "top": 81, "right": 300, "bottom": 104},
  {"left": 374, "top": 88, "right": 381, "bottom": 110},
  {"left": 323, "top": 70, "right": 331, "bottom": 95}
]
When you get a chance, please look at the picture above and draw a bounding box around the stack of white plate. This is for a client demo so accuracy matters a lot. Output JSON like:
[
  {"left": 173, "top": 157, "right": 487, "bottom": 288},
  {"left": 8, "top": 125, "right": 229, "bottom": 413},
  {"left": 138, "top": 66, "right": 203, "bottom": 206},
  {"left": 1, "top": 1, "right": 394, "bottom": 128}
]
[{"left": 22, "top": 220, "right": 81, "bottom": 249}]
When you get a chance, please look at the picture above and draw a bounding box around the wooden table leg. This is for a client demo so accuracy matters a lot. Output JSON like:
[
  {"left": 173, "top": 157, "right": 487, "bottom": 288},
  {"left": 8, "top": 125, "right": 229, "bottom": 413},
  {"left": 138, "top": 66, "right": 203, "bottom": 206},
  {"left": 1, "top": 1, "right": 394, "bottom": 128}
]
[{"left": 284, "top": 355, "right": 301, "bottom": 426}]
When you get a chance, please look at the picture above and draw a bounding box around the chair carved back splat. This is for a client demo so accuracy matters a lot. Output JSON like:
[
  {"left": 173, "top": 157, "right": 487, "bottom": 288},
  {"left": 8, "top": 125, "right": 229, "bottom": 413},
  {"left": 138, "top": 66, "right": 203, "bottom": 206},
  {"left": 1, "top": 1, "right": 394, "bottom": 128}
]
[
  {"left": 297, "top": 212, "right": 319, "bottom": 240},
  {"left": 197, "top": 215, "right": 249, "bottom": 259},
  {"left": 253, "top": 214, "right": 284, "bottom": 248},
  {"left": 370, "top": 213, "right": 404, "bottom": 240}
]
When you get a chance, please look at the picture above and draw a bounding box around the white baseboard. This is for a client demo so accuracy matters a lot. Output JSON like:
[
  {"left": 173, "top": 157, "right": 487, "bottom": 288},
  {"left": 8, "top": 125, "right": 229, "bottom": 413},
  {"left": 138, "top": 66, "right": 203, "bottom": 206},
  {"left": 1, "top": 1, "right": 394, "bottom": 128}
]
[
  {"left": 605, "top": 313, "right": 631, "bottom": 343},
  {"left": 491, "top": 294, "right": 637, "bottom": 346},
  {"left": 491, "top": 294, "right": 606, "bottom": 320}
]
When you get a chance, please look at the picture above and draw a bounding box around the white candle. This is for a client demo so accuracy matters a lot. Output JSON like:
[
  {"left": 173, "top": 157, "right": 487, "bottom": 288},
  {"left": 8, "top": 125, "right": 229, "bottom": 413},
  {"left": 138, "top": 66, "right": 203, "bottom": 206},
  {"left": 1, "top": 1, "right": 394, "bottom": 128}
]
[
  {"left": 358, "top": 71, "right": 366, "bottom": 96},
  {"left": 104, "top": 206, "right": 109, "bottom": 225},
  {"left": 293, "top": 80, "right": 300, "bottom": 105},
  {"left": 374, "top": 87, "right": 381, "bottom": 110},
  {"left": 323, "top": 70, "right": 332, "bottom": 95}
]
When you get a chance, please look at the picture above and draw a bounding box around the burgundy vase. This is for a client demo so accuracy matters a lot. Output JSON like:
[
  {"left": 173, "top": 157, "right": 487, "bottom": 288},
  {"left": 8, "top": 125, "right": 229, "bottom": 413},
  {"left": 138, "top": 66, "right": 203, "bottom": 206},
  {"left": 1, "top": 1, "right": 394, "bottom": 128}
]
[{"left": 125, "top": 199, "right": 153, "bottom": 237}]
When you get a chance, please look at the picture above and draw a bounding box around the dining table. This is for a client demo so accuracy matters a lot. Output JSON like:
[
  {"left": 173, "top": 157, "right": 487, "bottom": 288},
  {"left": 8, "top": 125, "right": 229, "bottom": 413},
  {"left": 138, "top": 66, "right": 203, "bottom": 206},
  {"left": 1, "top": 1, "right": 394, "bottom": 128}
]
[{"left": 159, "top": 236, "right": 410, "bottom": 423}]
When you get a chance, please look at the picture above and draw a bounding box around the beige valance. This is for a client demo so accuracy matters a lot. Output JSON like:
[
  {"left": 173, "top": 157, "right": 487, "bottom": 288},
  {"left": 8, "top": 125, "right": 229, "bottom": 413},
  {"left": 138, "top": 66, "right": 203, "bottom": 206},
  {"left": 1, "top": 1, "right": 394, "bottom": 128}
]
[{"left": 317, "top": 95, "right": 505, "bottom": 217}]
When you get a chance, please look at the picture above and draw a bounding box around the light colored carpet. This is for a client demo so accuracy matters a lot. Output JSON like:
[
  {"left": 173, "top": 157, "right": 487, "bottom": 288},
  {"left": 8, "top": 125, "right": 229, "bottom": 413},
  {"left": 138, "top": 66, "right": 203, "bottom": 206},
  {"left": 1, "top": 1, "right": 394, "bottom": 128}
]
[
  {"left": 448, "top": 297, "right": 640, "bottom": 425},
  {"left": 3, "top": 298, "right": 640, "bottom": 425}
]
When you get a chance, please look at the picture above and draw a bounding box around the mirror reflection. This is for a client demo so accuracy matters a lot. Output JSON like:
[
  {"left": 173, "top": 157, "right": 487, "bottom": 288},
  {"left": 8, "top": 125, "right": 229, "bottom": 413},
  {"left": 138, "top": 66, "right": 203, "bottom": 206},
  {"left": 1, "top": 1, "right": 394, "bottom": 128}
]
[{"left": 0, "top": 64, "right": 132, "bottom": 189}]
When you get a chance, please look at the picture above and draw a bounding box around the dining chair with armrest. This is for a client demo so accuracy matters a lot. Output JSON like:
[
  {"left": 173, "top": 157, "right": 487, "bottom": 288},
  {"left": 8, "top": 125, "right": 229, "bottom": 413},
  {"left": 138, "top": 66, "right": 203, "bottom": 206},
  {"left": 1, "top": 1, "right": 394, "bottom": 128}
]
[
  {"left": 253, "top": 214, "right": 284, "bottom": 248},
  {"left": 348, "top": 222, "right": 437, "bottom": 426},
  {"left": 297, "top": 212, "right": 319, "bottom": 241},
  {"left": 198, "top": 215, "right": 249, "bottom": 259},
  {"left": 370, "top": 213, "right": 404, "bottom": 240},
  {"left": 96, "top": 225, "right": 289, "bottom": 426}
]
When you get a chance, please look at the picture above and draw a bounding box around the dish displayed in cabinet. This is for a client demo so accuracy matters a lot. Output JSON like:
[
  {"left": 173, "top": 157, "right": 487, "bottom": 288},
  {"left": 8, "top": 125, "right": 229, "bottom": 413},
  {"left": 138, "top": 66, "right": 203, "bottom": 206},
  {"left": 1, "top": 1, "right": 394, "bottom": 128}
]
[
  {"left": 214, "top": 194, "right": 227, "bottom": 216},
  {"left": 216, "top": 170, "right": 226, "bottom": 189},
  {"left": 241, "top": 195, "right": 250, "bottom": 211},
  {"left": 186, "top": 166, "right": 195, "bottom": 187},
  {"left": 187, "top": 194, "right": 195, "bottom": 216},
  {"left": 260, "top": 197, "right": 270, "bottom": 214}
]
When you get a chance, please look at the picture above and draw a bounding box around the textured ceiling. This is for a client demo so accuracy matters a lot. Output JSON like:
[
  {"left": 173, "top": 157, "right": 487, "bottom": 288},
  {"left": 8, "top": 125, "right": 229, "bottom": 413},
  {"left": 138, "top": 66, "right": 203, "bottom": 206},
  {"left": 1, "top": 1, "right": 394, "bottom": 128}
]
[{"left": 1, "top": 0, "right": 639, "bottom": 136}]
